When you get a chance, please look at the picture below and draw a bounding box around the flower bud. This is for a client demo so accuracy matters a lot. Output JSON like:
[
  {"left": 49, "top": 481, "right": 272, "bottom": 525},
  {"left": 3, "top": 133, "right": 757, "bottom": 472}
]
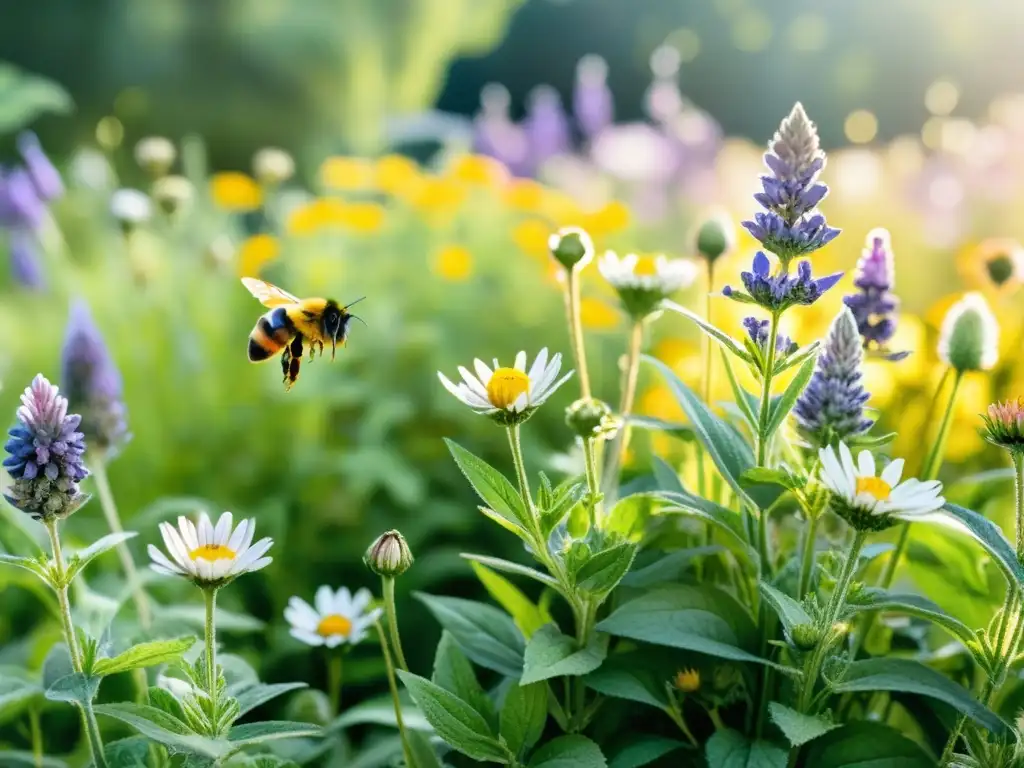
[
  {"left": 364, "top": 530, "right": 413, "bottom": 577},
  {"left": 938, "top": 292, "right": 999, "bottom": 373},
  {"left": 790, "top": 623, "right": 822, "bottom": 651},
  {"left": 134, "top": 136, "right": 177, "bottom": 177},
  {"left": 982, "top": 398, "right": 1024, "bottom": 455},
  {"left": 152, "top": 175, "right": 194, "bottom": 216},
  {"left": 673, "top": 668, "right": 700, "bottom": 693},
  {"left": 110, "top": 188, "right": 153, "bottom": 233},
  {"left": 565, "top": 397, "right": 620, "bottom": 440},
  {"left": 548, "top": 227, "right": 594, "bottom": 271},
  {"left": 694, "top": 212, "right": 735, "bottom": 263},
  {"left": 253, "top": 147, "right": 296, "bottom": 186}
]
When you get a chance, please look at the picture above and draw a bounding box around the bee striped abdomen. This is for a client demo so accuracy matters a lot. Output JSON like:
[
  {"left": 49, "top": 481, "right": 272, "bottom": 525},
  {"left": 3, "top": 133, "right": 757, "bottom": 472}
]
[{"left": 248, "top": 307, "right": 295, "bottom": 362}]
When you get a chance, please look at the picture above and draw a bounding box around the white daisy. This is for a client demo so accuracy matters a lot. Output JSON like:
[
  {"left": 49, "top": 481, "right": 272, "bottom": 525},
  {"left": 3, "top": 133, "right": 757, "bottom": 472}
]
[
  {"left": 437, "top": 348, "right": 573, "bottom": 425},
  {"left": 110, "top": 188, "right": 152, "bottom": 225},
  {"left": 598, "top": 251, "right": 698, "bottom": 318},
  {"left": 147, "top": 511, "right": 273, "bottom": 586},
  {"left": 284, "top": 586, "right": 382, "bottom": 648},
  {"left": 819, "top": 443, "right": 945, "bottom": 531}
]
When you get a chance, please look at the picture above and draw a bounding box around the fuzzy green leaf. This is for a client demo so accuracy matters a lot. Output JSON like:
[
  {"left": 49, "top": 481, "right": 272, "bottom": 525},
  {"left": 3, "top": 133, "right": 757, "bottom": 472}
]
[
  {"left": 416, "top": 593, "right": 524, "bottom": 677},
  {"left": 843, "top": 589, "right": 977, "bottom": 645},
  {"left": 607, "top": 737, "right": 688, "bottom": 768},
  {"left": 0, "top": 553, "right": 51, "bottom": 584},
  {"left": 661, "top": 300, "right": 753, "bottom": 364},
  {"left": 329, "top": 693, "right": 431, "bottom": 732},
  {"left": 0, "top": 675, "right": 43, "bottom": 724},
  {"left": 445, "top": 439, "right": 530, "bottom": 531},
  {"left": 460, "top": 554, "right": 558, "bottom": 588},
  {"left": 938, "top": 502, "right": 1024, "bottom": 585},
  {"left": 0, "top": 752, "right": 67, "bottom": 768},
  {"left": 528, "top": 735, "right": 606, "bottom": 768},
  {"left": 94, "top": 636, "right": 196, "bottom": 677},
  {"left": 764, "top": 354, "right": 817, "bottom": 436},
  {"left": 655, "top": 490, "right": 759, "bottom": 568},
  {"left": 573, "top": 541, "right": 637, "bottom": 598},
  {"left": 470, "top": 562, "right": 551, "bottom": 637},
  {"left": 758, "top": 583, "right": 812, "bottom": 637},
  {"left": 0, "top": 64, "right": 73, "bottom": 134},
  {"left": 768, "top": 702, "right": 838, "bottom": 747},
  {"left": 773, "top": 340, "right": 820, "bottom": 376},
  {"left": 584, "top": 649, "right": 673, "bottom": 710},
  {"left": 232, "top": 682, "right": 308, "bottom": 717},
  {"left": 45, "top": 672, "right": 100, "bottom": 705},
  {"left": 621, "top": 548, "right": 723, "bottom": 588},
  {"left": 65, "top": 532, "right": 139, "bottom": 582},
  {"left": 802, "top": 722, "right": 935, "bottom": 767},
  {"left": 432, "top": 631, "right": 495, "bottom": 728},
  {"left": 521, "top": 623, "right": 607, "bottom": 685},
  {"left": 226, "top": 721, "right": 321, "bottom": 746},
  {"left": 499, "top": 681, "right": 547, "bottom": 757},
  {"left": 103, "top": 736, "right": 152, "bottom": 768},
  {"left": 94, "top": 702, "right": 226, "bottom": 757},
  {"left": 704, "top": 729, "right": 786, "bottom": 768}
]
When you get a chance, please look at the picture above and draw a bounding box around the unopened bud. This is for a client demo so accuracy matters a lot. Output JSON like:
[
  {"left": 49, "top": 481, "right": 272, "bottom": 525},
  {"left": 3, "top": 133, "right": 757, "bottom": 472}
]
[
  {"left": 695, "top": 212, "right": 735, "bottom": 263},
  {"left": 548, "top": 227, "right": 594, "bottom": 271},
  {"left": 364, "top": 530, "right": 413, "bottom": 577},
  {"left": 673, "top": 668, "right": 700, "bottom": 693},
  {"left": 790, "top": 623, "right": 822, "bottom": 651},
  {"left": 152, "top": 175, "right": 194, "bottom": 216},
  {"left": 134, "top": 136, "right": 177, "bottom": 178},
  {"left": 938, "top": 292, "right": 999, "bottom": 373},
  {"left": 253, "top": 147, "right": 296, "bottom": 186},
  {"left": 565, "top": 397, "right": 620, "bottom": 440}
]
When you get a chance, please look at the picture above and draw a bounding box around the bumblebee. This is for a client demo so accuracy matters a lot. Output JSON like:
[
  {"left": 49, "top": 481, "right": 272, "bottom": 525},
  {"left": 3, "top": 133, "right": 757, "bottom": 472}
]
[{"left": 241, "top": 277, "right": 364, "bottom": 391}]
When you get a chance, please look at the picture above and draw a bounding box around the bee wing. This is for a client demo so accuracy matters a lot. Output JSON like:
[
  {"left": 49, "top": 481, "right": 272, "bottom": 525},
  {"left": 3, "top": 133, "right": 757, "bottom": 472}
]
[{"left": 241, "top": 277, "right": 302, "bottom": 308}]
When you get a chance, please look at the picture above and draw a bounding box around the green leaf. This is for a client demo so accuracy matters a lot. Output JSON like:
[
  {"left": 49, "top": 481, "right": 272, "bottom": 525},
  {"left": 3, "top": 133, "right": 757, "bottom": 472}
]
[
  {"left": 0, "top": 675, "right": 43, "bottom": 723},
  {"left": 655, "top": 490, "right": 759, "bottom": 568},
  {"left": 844, "top": 589, "right": 977, "bottom": 645},
  {"left": 758, "top": 583, "right": 812, "bottom": 638},
  {"left": 159, "top": 603, "right": 265, "bottom": 633},
  {"left": 95, "top": 702, "right": 226, "bottom": 757},
  {"left": 0, "top": 64, "right": 74, "bottom": 134},
  {"left": 721, "top": 351, "right": 760, "bottom": 430},
  {"left": 573, "top": 541, "right": 637, "bottom": 598},
  {"left": 103, "top": 736, "right": 152, "bottom": 768},
  {"left": 740, "top": 467, "right": 801, "bottom": 492},
  {"left": 329, "top": 693, "right": 431, "bottom": 732},
  {"left": 621, "top": 547, "right": 724, "bottom": 588},
  {"left": 596, "top": 584, "right": 772, "bottom": 666},
  {"left": 406, "top": 730, "right": 444, "bottom": 768},
  {"left": 768, "top": 702, "right": 838, "bottom": 747},
  {"left": 499, "top": 681, "right": 547, "bottom": 757},
  {"left": 661, "top": 300, "right": 753, "bottom": 364},
  {"left": 415, "top": 593, "right": 525, "bottom": 677},
  {"left": 470, "top": 561, "right": 551, "bottom": 637},
  {"left": 94, "top": 636, "right": 196, "bottom": 677},
  {"left": 232, "top": 682, "right": 308, "bottom": 717},
  {"left": 528, "top": 735, "right": 606, "bottom": 768},
  {"left": 607, "top": 737, "right": 688, "bottom": 768},
  {"left": 584, "top": 650, "right": 672, "bottom": 710},
  {"left": 937, "top": 502, "right": 1024, "bottom": 584},
  {"left": 397, "top": 671, "right": 509, "bottom": 764},
  {"left": 45, "top": 672, "right": 100, "bottom": 705},
  {"left": 802, "top": 722, "right": 935, "bottom": 767},
  {"left": 704, "top": 729, "right": 786, "bottom": 768},
  {"left": 148, "top": 686, "right": 186, "bottom": 721},
  {"left": 65, "top": 532, "right": 139, "bottom": 582},
  {"left": 226, "top": 721, "right": 321, "bottom": 746},
  {"left": 830, "top": 658, "right": 1007, "bottom": 734},
  {"left": 460, "top": 554, "right": 558, "bottom": 588},
  {"left": 521, "top": 623, "right": 607, "bottom": 685},
  {"left": 628, "top": 416, "right": 696, "bottom": 444},
  {"left": 0, "top": 752, "right": 67, "bottom": 768},
  {"left": 0, "top": 552, "right": 50, "bottom": 584},
  {"left": 764, "top": 354, "right": 816, "bottom": 436},
  {"left": 445, "top": 439, "right": 530, "bottom": 531},
  {"left": 432, "top": 631, "right": 495, "bottom": 727},
  {"left": 773, "top": 340, "right": 820, "bottom": 376}
]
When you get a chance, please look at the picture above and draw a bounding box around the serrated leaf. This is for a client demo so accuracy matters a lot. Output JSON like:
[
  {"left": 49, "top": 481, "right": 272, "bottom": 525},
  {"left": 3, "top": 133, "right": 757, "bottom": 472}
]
[
  {"left": 470, "top": 562, "right": 551, "bottom": 637},
  {"left": 656, "top": 490, "right": 759, "bottom": 568},
  {"left": 460, "top": 554, "right": 558, "bottom": 588},
  {"left": 499, "top": 681, "right": 547, "bottom": 757},
  {"left": 573, "top": 541, "right": 637, "bottom": 597},
  {"left": 329, "top": 693, "right": 431, "bottom": 732},
  {"left": 232, "top": 682, "right": 307, "bottom": 717},
  {"left": 65, "top": 532, "right": 139, "bottom": 582},
  {"left": 445, "top": 439, "right": 530, "bottom": 531},
  {"left": 148, "top": 686, "right": 186, "bottom": 721},
  {"left": 94, "top": 636, "right": 196, "bottom": 677},
  {"left": 415, "top": 593, "right": 524, "bottom": 677},
  {"left": 844, "top": 589, "right": 977, "bottom": 645},
  {"left": 768, "top": 702, "right": 838, "bottom": 747},
  {"left": 758, "top": 583, "right": 812, "bottom": 638},
  {"left": 521, "top": 624, "right": 607, "bottom": 685},
  {"left": 802, "top": 722, "right": 935, "bottom": 767},
  {"left": 226, "top": 721, "right": 320, "bottom": 746},
  {"left": 584, "top": 650, "right": 672, "bottom": 710},
  {"left": 0, "top": 552, "right": 51, "bottom": 584},
  {"left": 528, "top": 735, "right": 606, "bottom": 768},
  {"left": 397, "top": 671, "right": 509, "bottom": 763},
  {"left": 95, "top": 702, "right": 226, "bottom": 757},
  {"left": 608, "top": 737, "right": 688, "bottom": 768},
  {"left": 45, "top": 672, "right": 100, "bottom": 705},
  {"left": 432, "top": 631, "right": 495, "bottom": 728},
  {"left": 705, "top": 729, "right": 786, "bottom": 767}
]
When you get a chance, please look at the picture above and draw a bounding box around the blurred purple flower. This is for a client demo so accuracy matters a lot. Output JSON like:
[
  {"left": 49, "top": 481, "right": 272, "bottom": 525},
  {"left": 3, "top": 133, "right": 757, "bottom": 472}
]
[
  {"left": 472, "top": 83, "right": 530, "bottom": 176},
  {"left": 573, "top": 55, "right": 613, "bottom": 139},
  {"left": 3, "top": 374, "right": 89, "bottom": 520},
  {"left": 61, "top": 299, "right": 130, "bottom": 456},
  {"left": 0, "top": 168, "right": 46, "bottom": 231},
  {"left": 523, "top": 85, "right": 571, "bottom": 170},
  {"left": 723, "top": 252, "right": 842, "bottom": 312},
  {"left": 9, "top": 229, "right": 44, "bottom": 289},
  {"left": 843, "top": 228, "right": 909, "bottom": 360},
  {"left": 17, "top": 132, "right": 64, "bottom": 202}
]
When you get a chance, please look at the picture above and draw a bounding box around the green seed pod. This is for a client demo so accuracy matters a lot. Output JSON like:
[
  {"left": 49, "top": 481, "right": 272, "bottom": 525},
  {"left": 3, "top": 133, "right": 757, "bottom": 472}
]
[{"left": 548, "top": 227, "right": 594, "bottom": 271}]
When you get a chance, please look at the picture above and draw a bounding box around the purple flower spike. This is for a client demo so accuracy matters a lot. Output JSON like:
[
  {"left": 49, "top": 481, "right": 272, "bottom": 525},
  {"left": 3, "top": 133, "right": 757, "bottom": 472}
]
[
  {"left": 843, "top": 228, "right": 909, "bottom": 361},
  {"left": 724, "top": 253, "right": 843, "bottom": 313},
  {"left": 17, "top": 132, "right": 64, "bottom": 203},
  {"left": 3, "top": 375, "right": 90, "bottom": 521},
  {"left": 742, "top": 316, "right": 795, "bottom": 356},
  {"left": 573, "top": 54, "right": 614, "bottom": 139},
  {"left": 9, "top": 229, "right": 45, "bottom": 289},
  {"left": 0, "top": 168, "right": 46, "bottom": 231},
  {"left": 793, "top": 307, "right": 873, "bottom": 447},
  {"left": 61, "top": 299, "right": 130, "bottom": 456},
  {"left": 524, "top": 85, "right": 571, "bottom": 169},
  {"left": 741, "top": 103, "right": 840, "bottom": 263}
]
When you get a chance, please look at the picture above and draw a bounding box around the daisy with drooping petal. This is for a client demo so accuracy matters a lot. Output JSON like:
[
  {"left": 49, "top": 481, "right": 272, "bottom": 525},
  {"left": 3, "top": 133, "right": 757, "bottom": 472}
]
[
  {"left": 437, "top": 348, "right": 573, "bottom": 425},
  {"left": 818, "top": 442, "right": 944, "bottom": 532},
  {"left": 598, "top": 251, "right": 698, "bottom": 319},
  {"left": 285, "top": 586, "right": 382, "bottom": 648},
  {"left": 148, "top": 511, "right": 273, "bottom": 586}
]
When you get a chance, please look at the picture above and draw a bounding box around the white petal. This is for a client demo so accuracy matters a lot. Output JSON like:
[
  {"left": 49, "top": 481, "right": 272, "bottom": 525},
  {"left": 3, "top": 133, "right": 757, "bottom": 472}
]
[
  {"left": 513, "top": 350, "right": 527, "bottom": 372},
  {"left": 234, "top": 539, "right": 274, "bottom": 573},
  {"left": 284, "top": 598, "right": 320, "bottom": 631},
  {"left": 457, "top": 366, "right": 489, "bottom": 400},
  {"left": 511, "top": 392, "right": 529, "bottom": 412},
  {"left": 838, "top": 442, "right": 856, "bottom": 479},
  {"left": 197, "top": 558, "right": 214, "bottom": 583},
  {"left": 314, "top": 585, "right": 335, "bottom": 616},
  {"left": 351, "top": 588, "right": 373, "bottom": 615},
  {"left": 534, "top": 370, "right": 574, "bottom": 405},
  {"left": 324, "top": 635, "right": 345, "bottom": 649},
  {"left": 160, "top": 523, "right": 192, "bottom": 569},
  {"left": 177, "top": 517, "right": 199, "bottom": 550},
  {"left": 197, "top": 514, "right": 213, "bottom": 547},
  {"left": 228, "top": 519, "right": 250, "bottom": 552},
  {"left": 473, "top": 359, "right": 493, "bottom": 385},
  {"left": 289, "top": 628, "right": 325, "bottom": 647},
  {"left": 528, "top": 348, "right": 549, "bottom": 381},
  {"left": 237, "top": 519, "right": 257, "bottom": 553},
  {"left": 214, "top": 512, "right": 233, "bottom": 545},
  {"left": 881, "top": 458, "right": 905, "bottom": 487},
  {"left": 818, "top": 447, "right": 844, "bottom": 495},
  {"left": 438, "top": 372, "right": 473, "bottom": 406},
  {"left": 244, "top": 556, "right": 272, "bottom": 573},
  {"left": 335, "top": 587, "right": 353, "bottom": 616},
  {"left": 148, "top": 545, "right": 185, "bottom": 575},
  {"left": 857, "top": 450, "right": 876, "bottom": 478}
]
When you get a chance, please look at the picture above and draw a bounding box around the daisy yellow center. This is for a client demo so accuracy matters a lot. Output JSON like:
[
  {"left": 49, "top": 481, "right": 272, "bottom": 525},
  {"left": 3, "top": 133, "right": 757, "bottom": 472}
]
[
  {"left": 317, "top": 614, "right": 352, "bottom": 637},
  {"left": 633, "top": 255, "right": 659, "bottom": 276},
  {"left": 855, "top": 476, "right": 891, "bottom": 501},
  {"left": 487, "top": 368, "right": 530, "bottom": 409},
  {"left": 189, "top": 544, "right": 236, "bottom": 562}
]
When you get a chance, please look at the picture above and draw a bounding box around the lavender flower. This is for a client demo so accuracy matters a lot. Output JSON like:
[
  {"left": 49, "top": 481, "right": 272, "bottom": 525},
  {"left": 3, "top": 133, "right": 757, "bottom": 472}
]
[
  {"left": 742, "top": 103, "right": 840, "bottom": 264},
  {"left": 3, "top": 375, "right": 89, "bottom": 520},
  {"left": 573, "top": 55, "right": 613, "bottom": 138},
  {"left": 61, "top": 300, "right": 129, "bottom": 455},
  {"left": 17, "top": 132, "right": 64, "bottom": 202},
  {"left": 793, "top": 307, "right": 873, "bottom": 446},
  {"left": 0, "top": 168, "right": 46, "bottom": 231},
  {"left": 742, "top": 316, "right": 796, "bottom": 356},
  {"left": 523, "top": 85, "right": 571, "bottom": 169},
  {"left": 472, "top": 84, "right": 529, "bottom": 176},
  {"left": 9, "top": 229, "right": 44, "bottom": 289},
  {"left": 843, "top": 228, "right": 908, "bottom": 360},
  {"left": 723, "top": 252, "right": 842, "bottom": 313}
]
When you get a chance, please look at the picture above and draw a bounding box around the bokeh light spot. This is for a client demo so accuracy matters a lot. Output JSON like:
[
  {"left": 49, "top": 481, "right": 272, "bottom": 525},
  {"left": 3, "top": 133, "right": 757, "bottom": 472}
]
[
  {"left": 666, "top": 28, "right": 701, "bottom": 63},
  {"left": 787, "top": 14, "right": 828, "bottom": 53},
  {"left": 925, "top": 80, "right": 959, "bottom": 116},
  {"left": 731, "top": 12, "right": 772, "bottom": 53},
  {"left": 844, "top": 110, "right": 878, "bottom": 143},
  {"left": 96, "top": 116, "right": 124, "bottom": 150}
]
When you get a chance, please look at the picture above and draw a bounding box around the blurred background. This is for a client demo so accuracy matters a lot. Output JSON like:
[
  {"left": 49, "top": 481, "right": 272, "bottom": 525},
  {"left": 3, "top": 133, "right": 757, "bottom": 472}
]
[{"left": 2, "top": 0, "right": 1024, "bottom": 756}]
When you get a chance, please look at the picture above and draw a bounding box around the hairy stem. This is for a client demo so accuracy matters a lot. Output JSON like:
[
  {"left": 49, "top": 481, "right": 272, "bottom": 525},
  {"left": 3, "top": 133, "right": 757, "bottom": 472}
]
[
  {"left": 204, "top": 588, "right": 218, "bottom": 697},
  {"left": 375, "top": 621, "right": 415, "bottom": 768},
  {"left": 564, "top": 265, "right": 592, "bottom": 400},
  {"left": 383, "top": 576, "right": 409, "bottom": 673},
  {"left": 1015, "top": 452, "right": 1024, "bottom": 563},
  {"left": 582, "top": 436, "right": 602, "bottom": 529},
  {"left": 603, "top": 319, "right": 645, "bottom": 500}
]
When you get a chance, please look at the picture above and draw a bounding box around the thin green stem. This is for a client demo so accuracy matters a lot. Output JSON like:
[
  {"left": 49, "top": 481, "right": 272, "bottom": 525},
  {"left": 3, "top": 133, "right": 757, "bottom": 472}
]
[
  {"left": 665, "top": 698, "right": 699, "bottom": 747},
  {"left": 204, "top": 588, "right": 218, "bottom": 696},
  {"left": 603, "top": 319, "right": 644, "bottom": 500},
  {"left": 696, "top": 262, "right": 715, "bottom": 500},
  {"left": 90, "top": 456, "right": 151, "bottom": 629},
  {"left": 755, "top": 313, "right": 780, "bottom": 467},
  {"left": 383, "top": 576, "right": 409, "bottom": 673},
  {"left": 507, "top": 424, "right": 534, "bottom": 513},
  {"left": 564, "top": 266, "right": 592, "bottom": 400},
  {"left": 29, "top": 707, "right": 42, "bottom": 768},
  {"left": 582, "top": 436, "right": 601, "bottom": 530},
  {"left": 44, "top": 519, "right": 108, "bottom": 768},
  {"left": 327, "top": 653, "right": 343, "bottom": 716},
  {"left": 1014, "top": 452, "right": 1024, "bottom": 563},
  {"left": 375, "top": 620, "right": 415, "bottom": 768},
  {"left": 797, "top": 461, "right": 825, "bottom": 599}
]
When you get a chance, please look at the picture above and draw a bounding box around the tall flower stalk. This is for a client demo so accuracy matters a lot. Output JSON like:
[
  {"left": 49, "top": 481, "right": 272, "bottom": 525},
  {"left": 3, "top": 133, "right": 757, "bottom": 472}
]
[{"left": 365, "top": 530, "right": 414, "bottom": 672}]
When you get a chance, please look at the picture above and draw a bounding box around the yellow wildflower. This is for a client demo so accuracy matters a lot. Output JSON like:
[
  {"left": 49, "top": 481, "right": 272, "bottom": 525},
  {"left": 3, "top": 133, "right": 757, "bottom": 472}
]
[
  {"left": 638, "top": 385, "right": 685, "bottom": 421},
  {"left": 237, "top": 234, "right": 280, "bottom": 277},
  {"left": 586, "top": 200, "right": 631, "bottom": 236},
  {"left": 447, "top": 154, "right": 508, "bottom": 187},
  {"left": 413, "top": 178, "right": 467, "bottom": 217},
  {"left": 210, "top": 172, "right": 262, "bottom": 211},
  {"left": 342, "top": 202, "right": 386, "bottom": 234},
  {"left": 433, "top": 245, "right": 473, "bottom": 282},
  {"left": 503, "top": 179, "right": 547, "bottom": 212},
  {"left": 579, "top": 298, "right": 620, "bottom": 330},
  {"left": 320, "top": 156, "right": 373, "bottom": 190},
  {"left": 653, "top": 338, "right": 699, "bottom": 371},
  {"left": 956, "top": 238, "right": 1023, "bottom": 297},
  {"left": 513, "top": 219, "right": 552, "bottom": 259},
  {"left": 287, "top": 198, "right": 348, "bottom": 236},
  {"left": 674, "top": 668, "right": 700, "bottom": 693},
  {"left": 375, "top": 154, "right": 421, "bottom": 195}
]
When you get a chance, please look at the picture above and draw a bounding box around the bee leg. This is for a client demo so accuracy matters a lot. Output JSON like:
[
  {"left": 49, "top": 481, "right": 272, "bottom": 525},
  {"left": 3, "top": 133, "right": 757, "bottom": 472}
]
[
  {"left": 285, "top": 335, "right": 303, "bottom": 390},
  {"left": 280, "top": 344, "right": 292, "bottom": 385}
]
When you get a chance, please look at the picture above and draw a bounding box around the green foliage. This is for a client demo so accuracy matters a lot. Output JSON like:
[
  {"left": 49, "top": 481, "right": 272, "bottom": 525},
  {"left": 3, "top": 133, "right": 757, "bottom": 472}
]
[
  {"left": 703, "top": 730, "right": 787, "bottom": 767},
  {"left": 527, "top": 735, "right": 606, "bottom": 768},
  {"left": 801, "top": 722, "right": 936, "bottom": 766},
  {"left": 93, "top": 636, "right": 196, "bottom": 676},
  {"left": 415, "top": 593, "right": 525, "bottom": 676},
  {"left": 768, "top": 702, "right": 838, "bottom": 747},
  {"left": 521, "top": 623, "right": 607, "bottom": 685},
  {"left": 499, "top": 681, "right": 548, "bottom": 758},
  {"left": 0, "top": 62, "right": 72, "bottom": 134}
]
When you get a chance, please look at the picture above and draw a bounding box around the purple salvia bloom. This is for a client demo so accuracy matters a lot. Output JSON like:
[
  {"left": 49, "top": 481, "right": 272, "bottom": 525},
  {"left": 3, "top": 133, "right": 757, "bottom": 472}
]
[
  {"left": 723, "top": 252, "right": 843, "bottom": 312},
  {"left": 61, "top": 299, "right": 130, "bottom": 456},
  {"left": 523, "top": 85, "right": 571, "bottom": 169},
  {"left": 17, "top": 132, "right": 64, "bottom": 202},
  {"left": 742, "top": 316, "right": 795, "bottom": 355},
  {"left": 793, "top": 307, "right": 873, "bottom": 446},
  {"left": 3, "top": 374, "right": 90, "bottom": 520},
  {"left": 0, "top": 168, "right": 46, "bottom": 231},
  {"left": 741, "top": 103, "right": 840, "bottom": 263},
  {"left": 573, "top": 55, "right": 614, "bottom": 139},
  {"left": 472, "top": 83, "right": 530, "bottom": 176},
  {"left": 843, "top": 228, "right": 909, "bottom": 361},
  {"left": 9, "top": 229, "right": 44, "bottom": 289}
]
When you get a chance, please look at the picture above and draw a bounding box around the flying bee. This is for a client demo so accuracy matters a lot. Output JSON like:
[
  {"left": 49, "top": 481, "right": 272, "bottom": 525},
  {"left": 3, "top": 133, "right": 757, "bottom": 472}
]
[{"left": 241, "top": 277, "right": 365, "bottom": 391}]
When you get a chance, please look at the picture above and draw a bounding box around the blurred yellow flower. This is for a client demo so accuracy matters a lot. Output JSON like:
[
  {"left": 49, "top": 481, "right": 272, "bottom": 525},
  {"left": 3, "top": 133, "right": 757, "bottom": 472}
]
[
  {"left": 503, "top": 179, "right": 547, "bottom": 212},
  {"left": 237, "top": 234, "right": 279, "bottom": 277},
  {"left": 433, "top": 245, "right": 473, "bottom": 282},
  {"left": 861, "top": 360, "right": 897, "bottom": 408},
  {"left": 586, "top": 200, "right": 631, "bottom": 236},
  {"left": 579, "top": 298, "right": 620, "bottom": 329},
  {"left": 653, "top": 338, "right": 700, "bottom": 374},
  {"left": 956, "top": 238, "right": 1024, "bottom": 298},
  {"left": 638, "top": 385, "right": 685, "bottom": 421},
  {"left": 375, "top": 154, "right": 421, "bottom": 195},
  {"left": 342, "top": 202, "right": 386, "bottom": 234},
  {"left": 413, "top": 178, "right": 467, "bottom": 216},
  {"left": 320, "top": 156, "right": 373, "bottom": 190},
  {"left": 513, "top": 219, "right": 552, "bottom": 258},
  {"left": 542, "top": 191, "right": 586, "bottom": 229},
  {"left": 210, "top": 172, "right": 262, "bottom": 211},
  {"left": 287, "top": 198, "right": 348, "bottom": 236},
  {"left": 447, "top": 154, "right": 508, "bottom": 187},
  {"left": 650, "top": 432, "right": 674, "bottom": 458}
]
